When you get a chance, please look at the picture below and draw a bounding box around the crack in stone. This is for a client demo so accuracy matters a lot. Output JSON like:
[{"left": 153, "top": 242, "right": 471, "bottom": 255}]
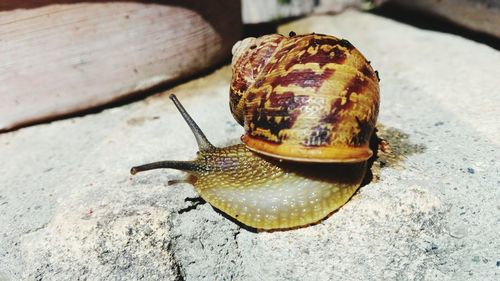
[{"left": 22, "top": 222, "right": 49, "bottom": 236}]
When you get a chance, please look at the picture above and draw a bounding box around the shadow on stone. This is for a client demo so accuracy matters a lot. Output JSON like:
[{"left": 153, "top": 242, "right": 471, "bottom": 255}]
[
  {"left": 177, "top": 197, "right": 207, "bottom": 214},
  {"left": 177, "top": 196, "right": 259, "bottom": 232},
  {"left": 362, "top": 124, "right": 426, "bottom": 186}
]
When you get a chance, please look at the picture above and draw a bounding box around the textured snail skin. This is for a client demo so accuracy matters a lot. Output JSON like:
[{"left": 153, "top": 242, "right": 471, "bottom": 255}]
[
  {"left": 230, "top": 33, "right": 380, "bottom": 163},
  {"left": 182, "top": 145, "right": 365, "bottom": 230}
]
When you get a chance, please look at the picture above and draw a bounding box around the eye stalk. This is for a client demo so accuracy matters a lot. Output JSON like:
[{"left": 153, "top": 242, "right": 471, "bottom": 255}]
[
  {"left": 129, "top": 94, "right": 213, "bottom": 175},
  {"left": 168, "top": 94, "right": 215, "bottom": 152}
]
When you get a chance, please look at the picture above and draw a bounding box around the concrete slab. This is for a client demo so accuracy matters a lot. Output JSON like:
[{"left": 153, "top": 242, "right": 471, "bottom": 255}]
[{"left": 0, "top": 10, "right": 498, "bottom": 281}]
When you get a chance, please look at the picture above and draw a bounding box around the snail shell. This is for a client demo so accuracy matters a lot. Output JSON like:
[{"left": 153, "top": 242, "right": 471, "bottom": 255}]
[
  {"left": 230, "top": 33, "right": 379, "bottom": 163},
  {"left": 130, "top": 33, "right": 380, "bottom": 230}
]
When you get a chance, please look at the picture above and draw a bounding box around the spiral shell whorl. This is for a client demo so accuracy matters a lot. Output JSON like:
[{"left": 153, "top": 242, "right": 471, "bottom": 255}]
[
  {"left": 230, "top": 33, "right": 380, "bottom": 163},
  {"left": 230, "top": 34, "right": 283, "bottom": 125}
]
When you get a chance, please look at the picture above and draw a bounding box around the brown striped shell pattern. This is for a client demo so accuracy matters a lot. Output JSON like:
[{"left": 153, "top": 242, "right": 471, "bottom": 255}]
[
  {"left": 131, "top": 33, "right": 380, "bottom": 230},
  {"left": 230, "top": 33, "right": 379, "bottom": 163}
]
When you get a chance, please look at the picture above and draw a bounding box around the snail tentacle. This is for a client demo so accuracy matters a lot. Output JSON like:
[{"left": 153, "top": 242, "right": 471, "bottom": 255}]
[
  {"left": 169, "top": 94, "right": 215, "bottom": 152},
  {"left": 131, "top": 95, "right": 215, "bottom": 175},
  {"left": 130, "top": 160, "right": 200, "bottom": 175}
]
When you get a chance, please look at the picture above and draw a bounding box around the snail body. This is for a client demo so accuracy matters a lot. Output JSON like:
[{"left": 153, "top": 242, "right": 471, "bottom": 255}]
[
  {"left": 191, "top": 146, "right": 365, "bottom": 229},
  {"left": 131, "top": 95, "right": 366, "bottom": 230},
  {"left": 131, "top": 33, "right": 379, "bottom": 230}
]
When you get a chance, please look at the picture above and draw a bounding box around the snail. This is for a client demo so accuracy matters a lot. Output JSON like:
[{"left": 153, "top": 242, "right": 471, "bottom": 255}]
[{"left": 131, "top": 33, "right": 380, "bottom": 230}]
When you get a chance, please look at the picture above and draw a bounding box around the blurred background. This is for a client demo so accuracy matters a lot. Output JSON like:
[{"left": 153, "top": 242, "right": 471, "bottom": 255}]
[{"left": 1, "top": 0, "right": 499, "bottom": 133}]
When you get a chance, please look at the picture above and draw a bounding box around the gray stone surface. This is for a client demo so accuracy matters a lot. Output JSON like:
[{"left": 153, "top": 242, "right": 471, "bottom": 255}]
[{"left": 1, "top": 10, "right": 499, "bottom": 281}]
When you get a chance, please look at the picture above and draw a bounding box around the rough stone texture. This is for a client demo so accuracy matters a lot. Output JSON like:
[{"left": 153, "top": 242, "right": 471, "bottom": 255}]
[
  {"left": 241, "top": 0, "right": 376, "bottom": 24},
  {"left": 1, "top": 10, "right": 499, "bottom": 281}
]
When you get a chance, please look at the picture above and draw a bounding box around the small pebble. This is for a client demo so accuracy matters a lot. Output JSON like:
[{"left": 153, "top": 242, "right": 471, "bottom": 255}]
[
  {"left": 425, "top": 242, "right": 439, "bottom": 253},
  {"left": 143, "top": 226, "right": 154, "bottom": 236},
  {"left": 127, "top": 227, "right": 133, "bottom": 236},
  {"left": 449, "top": 226, "right": 466, "bottom": 239},
  {"left": 467, "top": 168, "right": 475, "bottom": 174}
]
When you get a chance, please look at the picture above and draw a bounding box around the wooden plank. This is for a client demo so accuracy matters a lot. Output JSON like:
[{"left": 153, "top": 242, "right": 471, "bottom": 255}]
[{"left": 0, "top": 0, "right": 241, "bottom": 131}]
